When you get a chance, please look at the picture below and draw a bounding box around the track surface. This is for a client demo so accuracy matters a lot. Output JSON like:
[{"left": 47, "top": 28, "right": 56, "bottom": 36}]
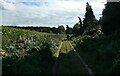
[{"left": 53, "top": 41, "right": 94, "bottom": 75}]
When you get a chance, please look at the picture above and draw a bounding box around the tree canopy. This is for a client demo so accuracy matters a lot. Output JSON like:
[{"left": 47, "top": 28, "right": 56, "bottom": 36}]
[
  {"left": 102, "top": 2, "right": 120, "bottom": 35},
  {"left": 58, "top": 25, "right": 65, "bottom": 34}
]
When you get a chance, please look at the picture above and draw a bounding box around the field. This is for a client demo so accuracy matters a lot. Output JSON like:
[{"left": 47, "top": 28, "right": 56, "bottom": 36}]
[{"left": 1, "top": 27, "right": 62, "bottom": 75}]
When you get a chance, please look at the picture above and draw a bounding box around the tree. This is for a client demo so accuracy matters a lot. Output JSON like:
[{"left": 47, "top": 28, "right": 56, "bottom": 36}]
[
  {"left": 73, "top": 17, "right": 83, "bottom": 36},
  {"left": 51, "top": 27, "right": 58, "bottom": 34},
  {"left": 58, "top": 25, "right": 65, "bottom": 34},
  {"left": 102, "top": 2, "right": 120, "bottom": 35},
  {"left": 66, "top": 25, "right": 72, "bottom": 34},
  {"left": 73, "top": 23, "right": 80, "bottom": 36},
  {"left": 82, "top": 2, "right": 98, "bottom": 35},
  {"left": 78, "top": 17, "right": 84, "bottom": 35}
]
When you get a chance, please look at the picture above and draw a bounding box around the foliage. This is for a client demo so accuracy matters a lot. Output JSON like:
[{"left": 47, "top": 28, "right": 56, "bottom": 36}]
[
  {"left": 4, "top": 25, "right": 66, "bottom": 34},
  {"left": 74, "top": 33, "right": 120, "bottom": 74},
  {"left": 66, "top": 25, "right": 73, "bottom": 34},
  {"left": 73, "top": 23, "right": 80, "bottom": 36},
  {"left": 73, "top": 2, "right": 99, "bottom": 36},
  {"left": 82, "top": 2, "right": 98, "bottom": 35},
  {"left": 58, "top": 25, "right": 65, "bottom": 34},
  {"left": 102, "top": 2, "right": 120, "bottom": 35},
  {"left": 2, "top": 27, "right": 61, "bottom": 74},
  {"left": 71, "top": 2, "right": 120, "bottom": 74},
  {"left": 73, "top": 17, "right": 83, "bottom": 36}
]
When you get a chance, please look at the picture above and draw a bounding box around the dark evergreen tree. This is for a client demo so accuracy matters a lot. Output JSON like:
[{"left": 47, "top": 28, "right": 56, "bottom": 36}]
[
  {"left": 102, "top": 2, "right": 120, "bottom": 35},
  {"left": 82, "top": 2, "right": 97, "bottom": 35}
]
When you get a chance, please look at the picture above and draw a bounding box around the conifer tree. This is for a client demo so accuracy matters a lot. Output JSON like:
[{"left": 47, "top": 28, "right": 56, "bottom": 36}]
[
  {"left": 102, "top": 2, "right": 120, "bottom": 35},
  {"left": 82, "top": 2, "right": 97, "bottom": 34}
]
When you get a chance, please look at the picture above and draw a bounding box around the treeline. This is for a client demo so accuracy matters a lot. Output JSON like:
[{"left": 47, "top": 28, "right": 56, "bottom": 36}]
[{"left": 3, "top": 25, "right": 73, "bottom": 34}]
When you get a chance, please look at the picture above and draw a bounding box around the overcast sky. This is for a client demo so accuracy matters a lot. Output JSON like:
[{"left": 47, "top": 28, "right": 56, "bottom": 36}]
[{"left": 0, "top": 0, "right": 107, "bottom": 27}]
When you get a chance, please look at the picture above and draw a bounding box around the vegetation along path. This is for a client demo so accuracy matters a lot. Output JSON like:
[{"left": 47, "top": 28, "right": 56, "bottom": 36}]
[
  {"left": 69, "top": 41, "right": 94, "bottom": 76},
  {"left": 53, "top": 41, "right": 94, "bottom": 75}
]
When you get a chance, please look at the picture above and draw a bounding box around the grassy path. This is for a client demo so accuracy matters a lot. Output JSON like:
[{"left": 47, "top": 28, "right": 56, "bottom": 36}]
[{"left": 54, "top": 41, "right": 88, "bottom": 74}]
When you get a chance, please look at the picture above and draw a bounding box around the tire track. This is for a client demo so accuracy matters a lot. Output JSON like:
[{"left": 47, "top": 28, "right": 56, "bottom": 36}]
[
  {"left": 69, "top": 41, "right": 95, "bottom": 76},
  {"left": 52, "top": 42, "right": 63, "bottom": 74}
]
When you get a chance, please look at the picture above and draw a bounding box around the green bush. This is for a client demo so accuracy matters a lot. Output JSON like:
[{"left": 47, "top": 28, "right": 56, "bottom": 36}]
[{"left": 75, "top": 33, "right": 120, "bottom": 74}]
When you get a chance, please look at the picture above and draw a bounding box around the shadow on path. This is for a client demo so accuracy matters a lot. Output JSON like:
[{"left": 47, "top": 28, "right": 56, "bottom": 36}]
[{"left": 55, "top": 49, "right": 88, "bottom": 74}]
